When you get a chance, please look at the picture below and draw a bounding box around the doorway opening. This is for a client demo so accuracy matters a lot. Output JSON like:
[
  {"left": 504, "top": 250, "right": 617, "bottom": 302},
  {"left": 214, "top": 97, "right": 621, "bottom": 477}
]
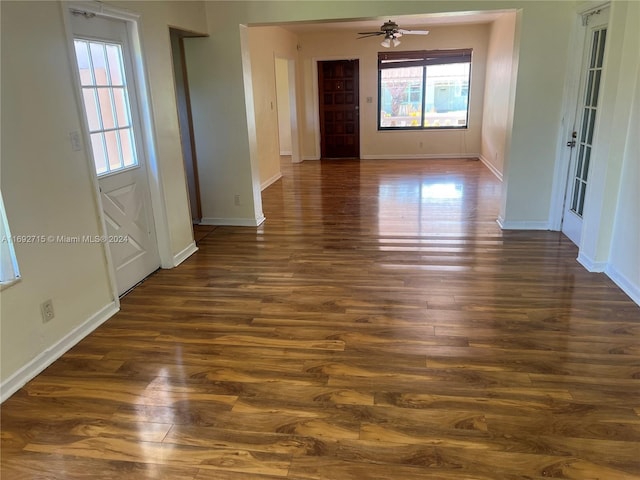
[
  {"left": 170, "top": 28, "right": 207, "bottom": 226},
  {"left": 69, "top": 11, "right": 161, "bottom": 296}
]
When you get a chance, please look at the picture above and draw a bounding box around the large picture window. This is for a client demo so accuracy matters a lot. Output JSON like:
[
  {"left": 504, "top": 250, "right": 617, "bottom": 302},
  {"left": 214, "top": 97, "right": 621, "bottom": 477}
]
[{"left": 378, "top": 49, "right": 472, "bottom": 130}]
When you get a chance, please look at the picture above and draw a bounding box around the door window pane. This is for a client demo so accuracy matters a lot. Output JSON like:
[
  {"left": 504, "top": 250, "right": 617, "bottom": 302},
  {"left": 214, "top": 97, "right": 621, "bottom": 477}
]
[
  {"left": 74, "top": 39, "right": 138, "bottom": 176},
  {"left": 82, "top": 89, "right": 101, "bottom": 131},
  {"left": 113, "top": 89, "right": 130, "bottom": 127},
  {"left": 119, "top": 130, "right": 136, "bottom": 167},
  {"left": 90, "top": 42, "right": 109, "bottom": 85},
  {"left": 570, "top": 26, "right": 606, "bottom": 217},
  {"left": 90, "top": 133, "right": 108, "bottom": 175},
  {"left": 106, "top": 44, "right": 124, "bottom": 85},
  {"left": 97, "top": 88, "right": 116, "bottom": 130},
  {"left": 105, "top": 130, "right": 122, "bottom": 170},
  {"left": 74, "top": 41, "right": 94, "bottom": 85}
]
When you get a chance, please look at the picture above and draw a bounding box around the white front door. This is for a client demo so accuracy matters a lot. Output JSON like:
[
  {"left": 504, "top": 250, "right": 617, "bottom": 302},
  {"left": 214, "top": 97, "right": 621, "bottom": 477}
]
[
  {"left": 562, "top": 7, "right": 609, "bottom": 245},
  {"left": 70, "top": 12, "right": 160, "bottom": 295}
]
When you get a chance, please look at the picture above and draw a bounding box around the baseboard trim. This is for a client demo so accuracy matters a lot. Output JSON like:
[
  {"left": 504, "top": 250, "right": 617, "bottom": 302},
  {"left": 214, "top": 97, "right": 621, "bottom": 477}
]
[
  {"left": 302, "top": 155, "right": 320, "bottom": 161},
  {"left": 173, "top": 241, "right": 198, "bottom": 267},
  {"left": 261, "top": 172, "right": 283, "bottom": 191},
  {"left": 605, "top": 264, "right": 640, "bottom": 307},
  {"left": 577, "top": 252, "right": 606, "bottom": 272},
  {"left": 497, "top": 217, "right": 550, "bottom": 230},
  {"left": 360, "top": 153, "right": 479, "bottom": 160},
  {"left": 1, "top": 301, "right": 119, "bottom": 403},
  {"left": 280, "top": 150, "right": 292, "bottom": 156},
  {"left": 478, "top": 154, "right": 504, "bottom": 181},
  {"left": 201, "top": 215, "right": 266, "bottom": 227}
]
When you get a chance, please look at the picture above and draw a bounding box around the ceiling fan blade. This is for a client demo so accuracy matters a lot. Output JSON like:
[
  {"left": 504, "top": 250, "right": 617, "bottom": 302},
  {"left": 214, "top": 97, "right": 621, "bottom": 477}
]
[
  {"left": 398, "top": 29, "right": 430, "bottom": 35},
  {"left": 358, "top": 31, "right": 383, "bottom": 36}
]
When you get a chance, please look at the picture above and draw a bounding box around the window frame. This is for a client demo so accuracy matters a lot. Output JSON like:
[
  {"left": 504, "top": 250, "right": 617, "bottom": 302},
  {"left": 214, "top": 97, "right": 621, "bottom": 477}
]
[
  {"left": 73, "top": 38, "right": 139, "bottom": 177},
  {"left": 377, "top": 49, "right": 472, "bottom": 131},
  {"left": 0, "top": 191, "right": 21, "bottom": 290}
]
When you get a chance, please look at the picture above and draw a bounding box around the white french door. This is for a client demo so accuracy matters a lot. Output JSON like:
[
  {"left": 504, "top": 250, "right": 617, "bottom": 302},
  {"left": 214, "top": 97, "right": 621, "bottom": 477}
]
[
  {"left": 562, "top": 7, "right": 609, "bottom": 245},
  {"left": 70, "top": 12, "right": 160, "bottom": 295}
]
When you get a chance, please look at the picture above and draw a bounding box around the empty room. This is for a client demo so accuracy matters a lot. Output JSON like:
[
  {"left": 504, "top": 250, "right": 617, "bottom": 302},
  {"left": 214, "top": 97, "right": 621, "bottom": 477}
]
[{"left": 1, "top": 1, "right": 639, "bottom": 478}]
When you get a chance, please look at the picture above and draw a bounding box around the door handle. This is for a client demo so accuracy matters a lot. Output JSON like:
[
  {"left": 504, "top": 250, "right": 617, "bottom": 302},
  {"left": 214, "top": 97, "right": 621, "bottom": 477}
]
[{"left": 567, "top": 140, "right": 576, "bottom": 148}]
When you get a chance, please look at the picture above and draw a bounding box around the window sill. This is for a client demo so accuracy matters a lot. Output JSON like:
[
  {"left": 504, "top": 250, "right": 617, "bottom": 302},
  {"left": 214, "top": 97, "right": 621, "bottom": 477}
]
[{"left": 378, "top": 126, "right": 469, "bottom": 131}]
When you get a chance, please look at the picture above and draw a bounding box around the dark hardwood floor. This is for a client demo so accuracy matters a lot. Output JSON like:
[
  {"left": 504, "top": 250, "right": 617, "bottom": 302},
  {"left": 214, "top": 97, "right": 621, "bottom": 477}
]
[{"left": 2, "top": 158, "right": 639, "bottom": 479}]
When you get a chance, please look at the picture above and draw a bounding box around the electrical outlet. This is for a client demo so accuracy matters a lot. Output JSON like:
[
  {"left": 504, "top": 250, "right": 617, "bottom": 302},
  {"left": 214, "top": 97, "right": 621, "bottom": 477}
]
[
  {"left": 234, "top": 194, "right": 241, "bottom": 206},
  {"left": 41, "top": 299, "right": 55, "bottom": 323}
]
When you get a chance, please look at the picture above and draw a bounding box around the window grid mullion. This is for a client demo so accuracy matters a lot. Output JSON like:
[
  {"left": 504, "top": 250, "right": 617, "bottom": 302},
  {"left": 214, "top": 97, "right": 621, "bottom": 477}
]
[
  {"left": 420, "top": 66, "right": 427, "bottom": 128},
  {"left": 87, "top": 125, "right": 130, "bottom": 135},
  {"left": 86, "top": 43, "right": 109, "bottom": 173},
  {"left": 86, "top": 47, "right": 107, "bottom": 135},
  {"left": 114, "top": 128, "right": 125, "bottom": 170},
  {"left": 97, "top": 132, "right": 110, "bottom": 176}
]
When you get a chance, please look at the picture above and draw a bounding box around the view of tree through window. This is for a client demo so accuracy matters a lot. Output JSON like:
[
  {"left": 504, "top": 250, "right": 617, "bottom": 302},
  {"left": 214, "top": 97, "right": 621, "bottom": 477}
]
[{"left": 378, "top": 49, "right": 471, "bottom": 130}]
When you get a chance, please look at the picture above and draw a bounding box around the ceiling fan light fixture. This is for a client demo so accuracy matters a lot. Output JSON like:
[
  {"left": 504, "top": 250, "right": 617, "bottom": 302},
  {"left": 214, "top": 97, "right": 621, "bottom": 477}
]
[{"left": 358, "top": 20, "right": 429, "bottom": 45}]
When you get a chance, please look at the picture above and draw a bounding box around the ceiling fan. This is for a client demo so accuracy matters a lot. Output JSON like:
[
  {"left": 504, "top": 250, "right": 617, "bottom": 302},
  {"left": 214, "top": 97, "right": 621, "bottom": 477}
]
[{"left": 358, "top": 20, "right": 429, "bottom": 48}]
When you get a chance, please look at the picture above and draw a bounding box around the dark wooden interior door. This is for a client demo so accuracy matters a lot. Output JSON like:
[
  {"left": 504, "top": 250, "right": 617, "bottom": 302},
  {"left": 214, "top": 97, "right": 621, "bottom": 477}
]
[{"left": 318, "top": 60, "right": 359, "bottom": 158}]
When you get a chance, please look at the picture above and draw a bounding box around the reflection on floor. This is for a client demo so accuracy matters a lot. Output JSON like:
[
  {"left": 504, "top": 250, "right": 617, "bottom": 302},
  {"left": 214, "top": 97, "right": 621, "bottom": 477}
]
[{"left": 2, "top": 158, "right": 639, "bottom": 479}]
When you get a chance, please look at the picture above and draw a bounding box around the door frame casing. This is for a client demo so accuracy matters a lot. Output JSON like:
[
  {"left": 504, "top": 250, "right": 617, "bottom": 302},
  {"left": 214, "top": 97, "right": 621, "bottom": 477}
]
[
  {"left": 170, "top": 28, "right": 206, "bottom": 223},
  {"left": 62, "top": 1, "right": 174, "bottom": 301},
  {"left": 310, "top": 56, "right": 362, "bottom": 160},
  {"left": 549, "top": 1, "right": 610, "bottom": 233}
]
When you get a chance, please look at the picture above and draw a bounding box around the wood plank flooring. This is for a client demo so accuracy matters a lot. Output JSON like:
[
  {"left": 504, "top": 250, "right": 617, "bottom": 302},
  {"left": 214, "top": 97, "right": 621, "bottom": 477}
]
[{"left": 2, "top": 158, "right": 639, "bottom": 479}]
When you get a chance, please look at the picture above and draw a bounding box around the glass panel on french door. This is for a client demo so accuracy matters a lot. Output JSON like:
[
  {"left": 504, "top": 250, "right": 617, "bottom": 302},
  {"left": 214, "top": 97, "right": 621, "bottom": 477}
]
[
  {"left": 570, "top": 27, "right": 606, "bottom": 217},
  {"left": 73, "top": 39, "right": 138, "bottom": 176}
]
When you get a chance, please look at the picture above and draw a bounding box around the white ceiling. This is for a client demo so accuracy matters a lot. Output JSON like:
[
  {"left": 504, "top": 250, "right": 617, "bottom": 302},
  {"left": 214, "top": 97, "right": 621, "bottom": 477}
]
[{"left": 277, "top": 11, "right": 508, "bottom": 35}]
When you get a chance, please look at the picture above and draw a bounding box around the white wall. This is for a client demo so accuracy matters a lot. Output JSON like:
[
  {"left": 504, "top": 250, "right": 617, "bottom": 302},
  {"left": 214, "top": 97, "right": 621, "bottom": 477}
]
[
  {"left": 1, "top": 0, "right": 115, "bottom": 393},
  {"left": 115, "top": 1, "right": 208, "bottom": 256},
  {"left": 498, "top": 4, "right": 575, "bottom": 228},
  {"left": 183, "top": 30, "right": 264, "bottom": 226},
  {"left": 0, "top": 0, "right": 208, "bottom": 398},
  {"left": 275, "top": 57, "right": 293, "bottom": 156},
  {"left": 247, "top": 26, "right": 299, "bottom": 190},
  {"left": 296, "top": 23, "right": 491, "bottom": 160},
  {"left": 480, "top": 12, "right": 517, "bottom": 180},
  {"left": 607, "top": 58, "right": 639, "bottom": 302},
  {"left": 607, "top": 55, "right": 639, "bottom": 304},
  {"left": 594, "top": 1, "right": 640, "bottom": 304}
]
